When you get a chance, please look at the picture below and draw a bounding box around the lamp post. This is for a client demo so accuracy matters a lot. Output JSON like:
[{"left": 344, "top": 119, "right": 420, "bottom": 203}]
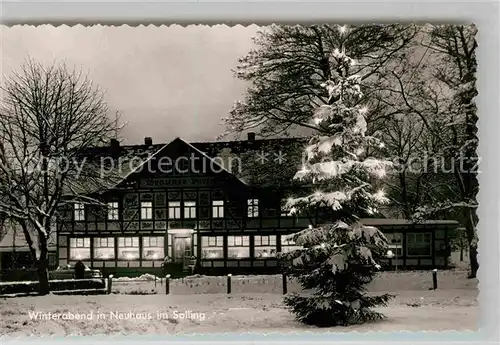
[{"left": 387, "top": 249, "right": 398, "bottom": 272}]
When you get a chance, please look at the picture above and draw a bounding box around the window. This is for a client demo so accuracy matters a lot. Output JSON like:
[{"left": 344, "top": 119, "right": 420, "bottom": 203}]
[
  {"left": 407, "top": 232, "right": 432, "bottom": 256},
  {"left": 201, "top": 236, "right": 224, "bottom": 259},
  {"left": 280, "top": 234, "right": 302, "bottom": 253},
  {"left": 227, "top": 236, "right": 250, "bottom": 258},
  {"left": 74, "top": 203, "right": 85, "bottom": 221},
  {"left": 107, "top": 202, "right": 119, "bottom": 220},
  {"left": 143, "top": 236, "right": 164, "bottom": 260},
  {"left": 254, "top": 235, "right": 277, "bottom": 258},
  {"left": 184, "top": 201, "right": 196, "bottom": 219},
  {"left": 93, "top": 238, "right": 115, "bottom": 259},
  {"left": 247, "top": 199, "right": 259, "bottom": 218},
  {"left": 212, "top": 200, "right": 224, "bottom": 218},
  {"left": 141, "top": 202, "right": 153, "bottom": 220},
  {"left": 385, "top": 232, "right": 403, "bottom": 257},
  {"left": 117, "top": 237, "right": 140, "bottom": 260},
  {"left": 168, "top": 201, "right": 181, "bottom": 219},
  {"left": 69, "top": 237, "right": 91, "bottom": 260}
]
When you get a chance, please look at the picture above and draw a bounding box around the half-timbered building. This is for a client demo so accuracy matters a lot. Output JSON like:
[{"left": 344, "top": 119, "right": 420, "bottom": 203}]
[{"left": 55, "top": 134, "right": 458, "bottom": 277}]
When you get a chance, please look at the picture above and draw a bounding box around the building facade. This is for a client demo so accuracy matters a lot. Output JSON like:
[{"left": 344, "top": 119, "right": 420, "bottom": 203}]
[{"left": 55, "top": 135, "right": 457, "bottom": 277}]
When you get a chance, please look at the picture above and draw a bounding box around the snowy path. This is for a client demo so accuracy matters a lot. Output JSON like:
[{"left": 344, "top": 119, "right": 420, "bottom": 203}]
[{"left": 0, "top": 290, "right": 478, "bottom": 336}]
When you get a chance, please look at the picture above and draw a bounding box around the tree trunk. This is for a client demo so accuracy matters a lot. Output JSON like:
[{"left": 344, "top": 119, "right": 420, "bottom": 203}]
[
  {"left": 398, "top": 172, "right": 410, "bottom": 219},
  {"left": 468, "top": 244, "right": 478, "bottom": 279},
  {"left": 465, "top": 214, "right": 478, "bottom": 278},
  {"left": 36, "top": 258, "right": 50, "bottom": 295},
  {"left": 37, "top": 232, "right": 51, "bottom": 295}
]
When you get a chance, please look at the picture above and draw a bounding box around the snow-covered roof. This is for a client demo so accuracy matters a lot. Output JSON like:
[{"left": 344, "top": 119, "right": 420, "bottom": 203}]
[{"left": 66, "top": 136, "right": 308, "bottom": 196}]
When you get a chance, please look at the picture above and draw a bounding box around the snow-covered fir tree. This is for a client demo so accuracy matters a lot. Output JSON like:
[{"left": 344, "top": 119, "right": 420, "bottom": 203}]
[{"left": 279, "top": 25, "right": 394, "bottom": 327}]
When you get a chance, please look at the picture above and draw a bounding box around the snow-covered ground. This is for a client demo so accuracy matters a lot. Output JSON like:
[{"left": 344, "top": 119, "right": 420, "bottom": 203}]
[
  {"left": 0, "top": 270, "right": 478, "bottom": 337},
  {"left": 0, "top": 289, "right": 477, "bottom": 337}
]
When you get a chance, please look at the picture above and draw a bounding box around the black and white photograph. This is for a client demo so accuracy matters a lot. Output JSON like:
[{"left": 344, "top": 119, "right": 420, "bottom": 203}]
[{"left": 0, "top": 23, "right": 479, "bottom": 336}]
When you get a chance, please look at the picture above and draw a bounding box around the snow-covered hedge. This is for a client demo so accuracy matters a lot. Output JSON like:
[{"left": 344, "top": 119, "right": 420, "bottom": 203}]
[
  {"left": 112, "top": 274, "right": 159, "bottom": 282},
  {"left": 0, "top": 278, "right": 106, "bottom": 296}
]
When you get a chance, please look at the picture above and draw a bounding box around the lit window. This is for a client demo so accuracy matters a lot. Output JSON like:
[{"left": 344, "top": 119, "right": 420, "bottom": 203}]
[
  {"left": 69, "top": 237, "right": 91, "bottom": 260},
  {"left": 184, "top": 201, "right": 196, "bottom": 219},
  {"left": 107, "top": 202, "right": 119, "bottom": 220},
  {"left": 201, "top": 236, "right": 224, "bottom": 259},
  {"left": 168, "top": 201, "right": 181, "bottom": 219},
  {"left": 142, "top": 236, "right": 164, "bottom": 260},
  {"left": 247, "top": 199, "right": 259, "bottom": 218},
  {"left": 94, "top": 237, "right": 115, "bottom": 259},
  {"left": 280, "top": 234, "right": 302, "bottom": 253},
  {"left": 227, "top": 235, "right": 250, "bottom": 258},
  {"left": 407, "top": 232, "right": 432, "bottom": 256},
  {"left": 74, "top": 203, "right": 85, "bottom": 221},
  {"left": 254, "top": 235, "right": 277, "bottom": 258},
  {"left": 141, "top": 201, "right": 153, "bottom": 220},
  {"left": 385, "top": 232, "right": 403, "bottom": 257},
  {"left": 212, "top": 200, "right": 224, "bottom": 218},
  {"left": 117, "top": 237, "right": 140, "bottom": 260}
]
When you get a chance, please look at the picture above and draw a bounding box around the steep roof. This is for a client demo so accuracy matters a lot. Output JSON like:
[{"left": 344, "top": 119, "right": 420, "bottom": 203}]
[{"left": 68, "top": 136, "right": 300, "bottom": 197}]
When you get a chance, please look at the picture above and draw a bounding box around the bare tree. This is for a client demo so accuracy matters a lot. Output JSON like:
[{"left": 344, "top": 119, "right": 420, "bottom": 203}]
[
  {"left": 387, "top": 24, "right": 479, "bottom": 278},
  {"left": 221, "top": 24, "right": 418, "bottom": 139},
  {"left": 0, "top": 60, "right": 120, "bottom": 294}
]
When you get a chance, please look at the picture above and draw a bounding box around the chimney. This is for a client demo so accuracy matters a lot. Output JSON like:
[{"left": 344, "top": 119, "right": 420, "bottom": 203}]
[
  {"left": 144, "top": 137, "right": 153, "bottom": 146},
  {"left": 247, "top": 132, "right": 256, "bottom": 141},
  {"left": 109, "top": 138, "right": 120, "bottom": 157},
  {"left": 110, "top": 138, "right": 120, "bottom": 149}
]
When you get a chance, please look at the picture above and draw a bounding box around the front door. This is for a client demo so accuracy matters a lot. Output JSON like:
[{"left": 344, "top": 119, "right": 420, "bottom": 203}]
[{"left": 173, "top": 236, "right": 192, "bottom": 268}]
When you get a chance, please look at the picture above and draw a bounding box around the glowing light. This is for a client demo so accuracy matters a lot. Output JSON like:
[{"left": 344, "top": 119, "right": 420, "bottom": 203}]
[
  {"left": 152, "top": 253, "right": 158, "bottom": 260},
  {"left": 208, "top": 252, "right": 219, "bottom": 259},
  {"left": 374, "top": 168, "right": 387, "bottom": 178},
  {"left": 339, "top": 25, "right": 347, "bottom": 34},
  {"left": 308, "top": 224, "right": 313, "bottom": 229},
  {"left": 386, "top": 250, "right": 394, "bottom": 258},
  {"left": 320, "top": 243, "right": 326, "bottom": 248},
  {"left": 379, "top": 142, "right": 385, "bottom": 148},
  {"left": 359, "top": 106, "right": 369, "bottom": 114},
  {"left": 375, "top": 189, "right": 386, "bottom": 199},
  {"left": 125, "top": 253, "right": 137, "bottom": 260},
  {"left": 299, "top": 164, "right": 309, "bottom": 174}
]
